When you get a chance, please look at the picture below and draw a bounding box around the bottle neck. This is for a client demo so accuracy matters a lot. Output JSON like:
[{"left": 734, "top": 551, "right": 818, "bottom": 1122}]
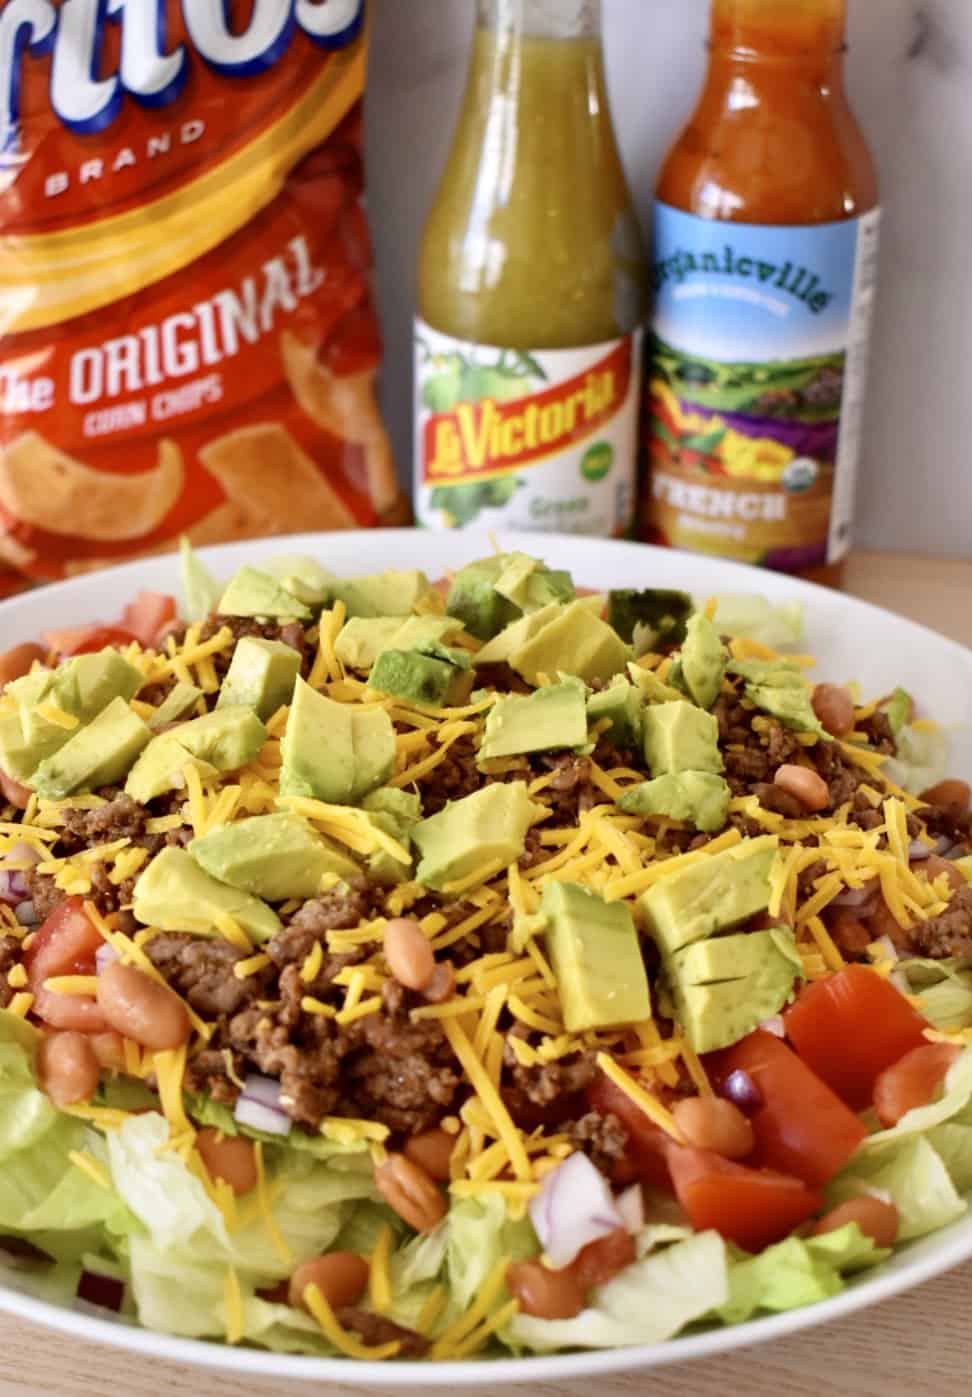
[
  {"left": 710, "top": 0, "right": 846, "bottom": 77},
  {"left": 476, "top": 0, "right": 603, "bottom": 40}
]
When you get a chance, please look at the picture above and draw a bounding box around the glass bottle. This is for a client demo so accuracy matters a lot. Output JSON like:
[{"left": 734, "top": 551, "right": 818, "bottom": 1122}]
[
  {"left": 642, "top": 0, "right": 879, "bottom": 585},
  {"left": 414, "top": 0, "right": 646, "bottom": 536}
]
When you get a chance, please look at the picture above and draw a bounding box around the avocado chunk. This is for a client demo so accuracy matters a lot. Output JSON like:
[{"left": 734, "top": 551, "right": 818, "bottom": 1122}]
[
  {"left": 505, "top": 600, "right": 630, "bottom": 687},
  {"left": 190, "top": 812, "right": 358, "bottom": 900},
  {"left": 330, "top": 570, "right": 430, "bottom": 619},
  {"left": 728, "top": 658, "right": 826, "bottom": 737},
  {"left": 261, "top": 553, "right": 336, "bottom": 609},
  {"left": 335, "top": 616, "right": 459, "bottom": 672},
  {"left": 618, "top": 771, "right": 731, "bottom": 833},
  {"left": 642, "top": 701, "right": 722, "bottom": 777},
  {"left": 218, "top": 566, "right": 312, "bottom": 621},
  {"left": 31, "top": 697, "right": 151, "bottom": 799},
  {"left": 216, "top": 637, "right": 300, "bottom": 720},
  {"left": 125, "top": 705, "right": 267, "bottom": 801},
  {"left": 494, "top": 552, "right": 575, "bottom": 616},
  {"left": 479, "top": 679, "right": 588, "bottom": 763},
  {"left": 667, "top": 926, "right": 802, "bottom": 1052},
  {"left": 541, "top": 880, "right": 651, "bottom": 1032},
  {"left": 148, "top": 681, "right": 203, "bottom": 730},
  {"left": 587, "top": 682, "right": 644, "bottom": 751},
  {"left": 640, "top": 836, "right": 779, "bottom": 955},
  {"left": 132, "top": 846, "right": 281, "bottom": 943},
  {"left": 1, "top": 651, "right": 146, "bottom": 783},
  {"left": 411, "top": 781, "right": 543, "bottom": 891},
  {"left": 676, "top": 613, "right": 727, "bottom": 710},
  {"left": 360, "top": 787, "right": 422, "bottom": 886},
  {"left": 280, "top": 677, "right": 394, "bottom": 804},
  {"left": 180, "top": 537, "right": 222, "bottom": 621},
  {"left": 368, "top": 650, "right": 461, "bottom": 707},
  {"left": 881, "top": 687, "right": 912, "bottom": 737},
  {"left": 124, "top": 734, "right": 219, "bottom": 804},
  {"left": 607, "top": 588, "right": 692, "bottom": 649},
  {"left": 473, "top": 602, "right": 564, "bottom": 667},
  {"left": 627, "top": 662, "right": 686, "bottom": 706}
]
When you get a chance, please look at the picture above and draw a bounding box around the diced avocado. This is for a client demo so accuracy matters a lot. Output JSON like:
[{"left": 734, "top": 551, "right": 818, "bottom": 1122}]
[
  {"left": 335, "top": 616, "right": 459, "bottom": 672},
  {"left": 881, "top": 687, "right": 912, "bottom": 737},
  {"left": 411, "top": 781, "right": 543, "bottom": 891},
  {"left": 51, "top": 650, "right": 144, "bottom": 717},
  {"left": 587, "top": 682, "right": 644, "bottom": 751},
  {"left": 667, "top": 927, "right": 802, "bottom": 1053},
  {"left": 218, "top": 566, "right": 312, "bottom": 621},
  {"left": 618, "top": 771, "right": 731, "bottom": 833},
  {"left": 494, "top": 552, "right": 575, "bottom": 615},
  {"left": 607, "top": 588, "right": 692, "bottom": 649},
  {"left": 480, "top": 679, "right": 588, "bottom": 763},
  {"left": 642, "top": 701, "right": 722, "bottom": 777},
  {"left": 335, "top": 618, "right": 403, "bottom": 671},
  {"left": 330, "top": 570, "right": 430, "bottom": 619},
  {"left": 280, "top": 677, "right": 394, "bottom": 804},
  {"left": 728, "top": 658, "right": 804, "bottom": 689},
  {"left": 216, "top": 637, "right": 300, "bottom": 720},
  {"left": 541, "top": 880, "right": 651, "bottom": 1032},
  {"left": 368, "top": 650, "right": 461, "bottom": 708},
  {"left": 473, "top": 602, "right": 563, "bottom": 666},
  {"left": 172, "top": 706, "right": 267, "bottom": 770},
  {"left": 132, "top": 846, "right": 281, "bottom": 943},
  {"left": 639, "top": 836, "right": 779, "bottom": 955},
  {"left": 149, "top": 681, "right": 203, "bottom": 730},
  {"left": 677, "top": 613, "right": 727, "bottom": 711},
  {"left": 445, "top": 555, "right": 520, "bottom": 641},
  {"left": 508, "top": 600, "right": 631, "bottom": 687},
  {"left": 627, "top": 662, "right": 685, "bottom": 706},
  {"left": 261, "top": 553, "right": 336, "bottom": 609},
  {"left": 124, "top": 734, "right": 218, "bottom": 804},
  {"left": 0, "top": 704, "right": 65, "bottom": 783},
  {"left": 190, "top": 812, "right": 357, "bottom": 900},
  {"left": 31, "top": 697, "right": 151, "bottom": 799},
  {"left": 360, "top": 787, "right": 422, "bottom": 886},
  {"left": 728, "top": 660, "right": 826, "bottom": 736}
]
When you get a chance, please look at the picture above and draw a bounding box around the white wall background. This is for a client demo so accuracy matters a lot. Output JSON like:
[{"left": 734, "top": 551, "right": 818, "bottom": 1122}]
[{"left": 365, "top": 0, "right": 972, "bottom": 558}]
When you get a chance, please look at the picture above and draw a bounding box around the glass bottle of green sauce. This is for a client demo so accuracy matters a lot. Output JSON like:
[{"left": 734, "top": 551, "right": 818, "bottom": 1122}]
[{"left": 414, "top": 0, "right": 646, "bottom": 535}]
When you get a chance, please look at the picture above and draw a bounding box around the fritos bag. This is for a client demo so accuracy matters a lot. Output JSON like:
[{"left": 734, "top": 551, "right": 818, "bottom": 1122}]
[{"left": 0, "top": 0, "right": 404, "bottom": 596}]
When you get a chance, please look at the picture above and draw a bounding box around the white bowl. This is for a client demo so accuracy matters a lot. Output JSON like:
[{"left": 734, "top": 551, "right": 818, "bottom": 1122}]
[{"left": 2, "top": 530, "right": 971, "bottom": 1386}]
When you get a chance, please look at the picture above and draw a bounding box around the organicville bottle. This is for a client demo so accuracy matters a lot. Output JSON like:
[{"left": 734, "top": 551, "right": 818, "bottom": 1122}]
[
  {"left": 642, "top": 0, "right": 879, "bottom": 584},
  {"left": 414, "top": 0, "right": 646, "bottom": 535}
]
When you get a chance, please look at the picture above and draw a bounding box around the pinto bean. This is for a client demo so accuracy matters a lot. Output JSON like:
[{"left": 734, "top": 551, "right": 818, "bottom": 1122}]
[
  {"left": 36, "top": 1031, "right": 100, "bottom": 1107},
  {"left": 95, "top": 961, "right": 190, "bottom": 1049}
]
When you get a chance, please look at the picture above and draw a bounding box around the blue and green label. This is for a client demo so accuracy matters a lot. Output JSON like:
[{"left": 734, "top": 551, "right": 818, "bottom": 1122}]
[{"left": 644, "top": 203, "right": 880, "bottom": 571}]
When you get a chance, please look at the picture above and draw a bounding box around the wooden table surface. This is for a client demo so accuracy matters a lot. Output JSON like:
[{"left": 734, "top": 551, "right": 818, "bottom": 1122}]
[{"left": 1, "top": 550, "right": 970, "bottom": 1397}]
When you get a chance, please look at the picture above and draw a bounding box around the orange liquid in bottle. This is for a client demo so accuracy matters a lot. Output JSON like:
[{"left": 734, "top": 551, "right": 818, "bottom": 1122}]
[{"left": 643, "top": 0, "right": 879, "bottom": 586}]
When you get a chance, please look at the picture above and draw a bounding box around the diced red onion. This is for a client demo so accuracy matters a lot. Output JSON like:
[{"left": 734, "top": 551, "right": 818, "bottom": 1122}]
[
  {"left": 0, "top": 841, "right": 42, "bottom": 872},
  {"left": 720, "top": 1068, "right": 764, "bottom": 1116},
  {"left": 95, "top": 942, "right": 119, "bottom": 974},
  {"left": 0, "top": 1236, "right": 54, "bottom": 1272},
  {"left": 615, "top": 1183, "right": 645, "bottom": 1237},
  {"left": 933, "top": 836, "right": 954, "bottom": 856},
  {"left": 908, "top": 840, "right": 932, "bottom": 861},
  {"left": 831, "top": 884, "right": 878, "bottom": 910},
  {"left": 240, "top": 1073, "right": 284, "bottom": 1111},
  {"left": 759, "top": 1015, "right": 785, "bottom": 1038},
  {"left": 233, "top": 1097, "right": 291, "bottom": 1136},
  {"left": 0, "top": 870, "right": 29, "bottom": 907},
  {"left": 528, "top": 1153, "right": 623, "bottom": 1270},
  {"left": 13, "top": 901, "right": 36, "bottom": 926},
  {"left": 76, "top": 1269, "right": 125, "bottom": 1312}
]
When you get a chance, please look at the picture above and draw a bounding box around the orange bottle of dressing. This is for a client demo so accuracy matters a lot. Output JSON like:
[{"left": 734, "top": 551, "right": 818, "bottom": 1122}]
[{"left": 642, "top": 0, "right": 879, "bottom": 584}]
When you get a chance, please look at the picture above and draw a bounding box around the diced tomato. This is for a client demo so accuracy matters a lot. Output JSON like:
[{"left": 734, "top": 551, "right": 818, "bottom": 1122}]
[
  {"left": 784, "top": 964, "right": 930, "bottom": 1108},
  {"left": 0, "top": 768, "right": 31, "bottom": 810},
  {"left": 873, "top": 1042, "right": 962, "bottom": 1127},
  {"left": 586, "top": 1069, "right": 674, "bottom": 1192},
  {"left": 120, "top": 591, "right": 177, "bottom": 649},
  {"left": 708, "top": 1030, "right": 867, "bottom": 1186},
  {"left": 666, "top": 1145, "right": 823, "bottom": 1253},
  {"left": 42, "top": 625, "right": 136, "bottom": 657},
  {"left": 24, "top": 896, "right": 108, "bottom": 1032}
]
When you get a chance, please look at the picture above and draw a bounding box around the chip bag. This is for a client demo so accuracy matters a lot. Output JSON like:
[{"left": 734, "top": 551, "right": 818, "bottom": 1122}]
[{"left": 0, "top": 0, "right": 404, "bottom": 596}]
